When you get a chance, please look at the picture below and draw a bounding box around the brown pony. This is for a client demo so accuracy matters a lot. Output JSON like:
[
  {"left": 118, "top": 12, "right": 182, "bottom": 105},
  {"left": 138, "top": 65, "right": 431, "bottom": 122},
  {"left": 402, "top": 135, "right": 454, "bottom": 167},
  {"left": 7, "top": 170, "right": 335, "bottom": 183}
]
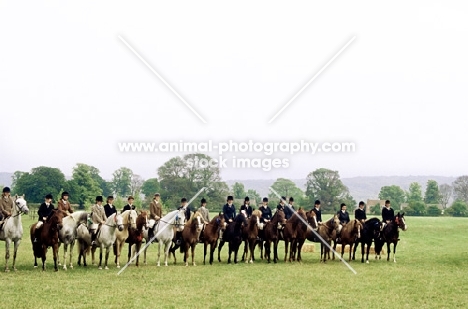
[
  {"left": 30, "top": 209, "right": 66, "bottom": 271},
  {"left": 282, "top": 208, "right": 306, "bottom": 262},
  {"left": 263, "top": 209, "right": 287, "bottom": 263},
  {"left": 313, "top": 215, "right": 340, "bottom": 263},
  {"left": 203, "top": 214, "right": 226, "bottom": 265},
  {"left": 127, "top": 211, "right": 147, "bottom": 267},
  {"left": 336, "top": 219, "right": 362, "bottom": 261},
  {"left": 286, "top": 208, "right": 308, "bottom": 263},
  {"left": 174, "top": 211, "right": 204, "bottom": 266},
  {"left": 241, "top": 209, "right": 262, "bottom": 263}
]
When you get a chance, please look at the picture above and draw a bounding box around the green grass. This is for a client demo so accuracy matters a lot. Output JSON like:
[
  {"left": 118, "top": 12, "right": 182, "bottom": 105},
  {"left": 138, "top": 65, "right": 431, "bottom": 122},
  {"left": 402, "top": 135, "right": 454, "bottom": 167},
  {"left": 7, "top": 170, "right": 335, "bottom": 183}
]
[{"left": 1, "top": 216, "right": 468, "bottom": 309}]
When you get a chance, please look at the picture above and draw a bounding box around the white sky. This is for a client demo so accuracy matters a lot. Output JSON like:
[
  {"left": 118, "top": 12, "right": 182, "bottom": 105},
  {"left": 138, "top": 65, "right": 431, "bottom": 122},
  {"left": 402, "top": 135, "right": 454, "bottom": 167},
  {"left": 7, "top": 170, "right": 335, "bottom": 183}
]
[{"left": 1, "top": 1, "right": 467, "bottom": 181}]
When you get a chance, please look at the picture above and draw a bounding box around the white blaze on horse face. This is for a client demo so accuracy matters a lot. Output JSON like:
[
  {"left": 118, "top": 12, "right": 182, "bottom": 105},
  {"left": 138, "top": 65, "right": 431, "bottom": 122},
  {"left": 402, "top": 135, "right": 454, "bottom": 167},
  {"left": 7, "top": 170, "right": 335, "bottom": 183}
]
[{"left": 196, "top": 216, "right": 203, "bottom": 231}]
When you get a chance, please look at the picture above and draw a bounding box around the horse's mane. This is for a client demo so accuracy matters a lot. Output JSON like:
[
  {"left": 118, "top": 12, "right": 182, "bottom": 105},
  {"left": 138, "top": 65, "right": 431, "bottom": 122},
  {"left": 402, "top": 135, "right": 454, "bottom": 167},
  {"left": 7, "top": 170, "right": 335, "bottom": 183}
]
[
  {"left": 136, "top": 211, "right": 147, "bottom": 230},
  {"left": 252, "top": 209, "right": 262, "bottom": 217},
  {"left": 187, "top": 211, "right": 201, "bottom": 225}
]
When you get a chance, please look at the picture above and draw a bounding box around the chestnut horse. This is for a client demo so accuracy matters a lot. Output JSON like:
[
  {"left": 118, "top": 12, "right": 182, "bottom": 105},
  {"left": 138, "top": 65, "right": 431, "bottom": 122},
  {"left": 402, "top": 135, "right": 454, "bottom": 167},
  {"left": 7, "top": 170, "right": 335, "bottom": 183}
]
[
  {"left": 313, "top": 215, "right": 340, "bottom": 263},
  {"left": 263, "top": 209, "right": 287, "bottom": 264},
  {"left": 127, "top": 211, "right": 147, "bottom": 267},
  {"left": 203, "top": 214, "right": 226, "bottom": 265},
  {"left": 172, "top": 211, "right": 204, "bottom": 266},
  {"left": 336, "top": 219, "right": 362, "bottom": 261},
  {"left": 241, "top": 209, "right": 262, "bottom": 263},
  {"left": 114, "top": 209, "right": 137, "bottom": 268},
  {"left": 30, "top": 209, "right": 66, "bottom": 271},
  {"left": 283, "top": 208, "right": 308, "bottom": 263}
]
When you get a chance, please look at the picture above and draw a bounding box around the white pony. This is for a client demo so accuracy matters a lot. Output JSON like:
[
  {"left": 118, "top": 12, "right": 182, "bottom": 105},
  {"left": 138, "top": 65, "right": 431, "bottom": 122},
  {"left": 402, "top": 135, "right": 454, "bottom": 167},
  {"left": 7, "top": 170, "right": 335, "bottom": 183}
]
[
  {"left": 150, "top": 209, "right": 186, "bottom": 267},
  {"left": 114, "top": 209, "right": 137, "bottom": 268},
  {"left": 57, "top": 211, "right": 89, "bottom": 270},
  {"left": 76, "top": 213, "right": 124, "bottom": 270},
  {"left": 0, "top": 195, "right": 29, "bottom": 272}
]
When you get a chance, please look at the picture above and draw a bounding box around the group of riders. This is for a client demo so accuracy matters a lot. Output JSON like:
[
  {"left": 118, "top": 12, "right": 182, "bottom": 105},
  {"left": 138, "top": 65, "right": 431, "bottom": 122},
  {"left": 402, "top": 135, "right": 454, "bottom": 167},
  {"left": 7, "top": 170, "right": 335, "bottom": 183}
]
[{"left": 0, "top": 185, "right": 396, "bottom": 245}]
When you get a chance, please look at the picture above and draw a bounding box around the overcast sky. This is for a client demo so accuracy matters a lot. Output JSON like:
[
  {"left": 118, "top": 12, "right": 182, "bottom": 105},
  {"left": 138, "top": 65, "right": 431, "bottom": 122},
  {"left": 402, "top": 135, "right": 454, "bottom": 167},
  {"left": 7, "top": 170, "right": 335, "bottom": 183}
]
[{"left": 1, "top": 1, "right": 467, "bottom": 181}]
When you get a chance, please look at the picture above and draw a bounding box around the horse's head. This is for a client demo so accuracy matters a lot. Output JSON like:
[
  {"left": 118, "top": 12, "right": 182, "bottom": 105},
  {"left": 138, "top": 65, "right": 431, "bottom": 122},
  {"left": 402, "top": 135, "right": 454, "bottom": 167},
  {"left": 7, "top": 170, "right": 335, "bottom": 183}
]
[
  {"left": 275, "top": 209, "right": 287, "bottom": 228},
  {"left": 175, "top": 209, "right": 186, "bottom": 232},
  {"left": 128, "top": 210, "right": 138, "bottom": 229},
  {"left": 216, "top": 215, "right": 226, "bottom": 231},
  {"left": 307, "top": 210, "right": 318, "bottom": 229},
  {"left": 192, "top": 212, "right": 204, "bottom": 232},
  {"left": 137, "top": 211, "right": 148, "bottom": 230},
  {"left": 354, "top": 219, "right": 363, "bottom": 239},
  {"left": 115, "top": 214, "right": 124, "bottom": 231},
  {"left": 51, "top": 209, "right": 66, "bottom": 231},
  {"left": 396, "top": 212, "right": 408, "bottom": 231},
  {"left": 14, "top": 194, "right": 29, "bottom": 215}
]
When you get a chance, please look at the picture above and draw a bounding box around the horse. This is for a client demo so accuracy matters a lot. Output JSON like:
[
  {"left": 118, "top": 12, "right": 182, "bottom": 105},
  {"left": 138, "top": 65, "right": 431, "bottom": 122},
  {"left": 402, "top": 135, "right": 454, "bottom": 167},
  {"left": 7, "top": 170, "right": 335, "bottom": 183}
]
[
  {"left": 218, "top": 214, "right": 248, "bottom": 264},
  {"left": 30, "top": 209, "right": 67, "bottom": 271},
  {"left": 0, "top": 195, "right": 29, "bottom": 272},
  {"left": 127, "top": 211, "right": 147, "bottom": 267},
  {"left": 57, "top": 211, "right": 88, "bottom": 270},
  {"left": 203, "top": 214, "right": 226, "bottom": 265},
  {"left": 375, "top": 212, "right": 408, "bottom": 263},
  {"left": 284, "top": 208, "right": 308, "bottom": 263},
  {"left": 262, "top": 209, "right": 287, "bottom": 264},
  {"left": 352, "top": 217, "right": 382, "bottom": 263},
  {"left": 241, "top": 209, "right": 262, "bottom": 264},
  {"left": 309, "top": 215, "right": 340, "bottom": 263},
  {"left": 114, "top": 209, "right": 137, "bottom": 268},
  {"left": 173, "top": 211, "right": 204, "bottom": 266},
  {"left": 335, "top": 219, "right": 362, "bottom": 261},
  {"left": 76, "top": 213, "right": 124, "bottom": 269},
  {"left": 280, "top": 209, "right": 307, "bottom": 262},
  {"left": 148, "top": 209, "right": 186, "bottom": 267}
]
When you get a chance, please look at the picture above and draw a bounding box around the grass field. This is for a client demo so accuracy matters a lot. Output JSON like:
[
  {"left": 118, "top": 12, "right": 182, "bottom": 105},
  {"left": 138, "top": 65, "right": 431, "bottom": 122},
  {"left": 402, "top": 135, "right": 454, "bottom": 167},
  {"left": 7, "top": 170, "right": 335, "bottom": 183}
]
[{"left": 1, "top": 215, "right": 468, "bottom": 309}]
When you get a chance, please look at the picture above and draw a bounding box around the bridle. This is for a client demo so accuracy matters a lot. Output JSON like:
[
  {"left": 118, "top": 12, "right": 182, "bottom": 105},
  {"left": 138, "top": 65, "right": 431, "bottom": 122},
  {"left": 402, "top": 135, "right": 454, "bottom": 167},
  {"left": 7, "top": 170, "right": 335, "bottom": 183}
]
[{"left": 12, "top": 198, "right": 28, "bottom": 217}]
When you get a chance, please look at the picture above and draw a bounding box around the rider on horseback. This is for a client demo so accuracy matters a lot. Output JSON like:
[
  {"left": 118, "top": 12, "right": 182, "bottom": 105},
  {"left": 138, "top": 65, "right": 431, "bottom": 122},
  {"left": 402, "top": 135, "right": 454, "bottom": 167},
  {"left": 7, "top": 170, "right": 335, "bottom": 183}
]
[
  {"left": 381, "top": 200, "right": 394, "bottom": 231},
  {"left": 33, "top": 194, "right": 55, "bottom": 242},
  {"left": 239, "top": 196, "right": 253, "bottom": 218},
  {"left": 175, "top": 198, "right": 191, "bottom": 245},
  {"left": 0, "top": 187, "right": 13, "bottom": 223},
  {"left": 90, "top": 196, "right": 107, "bottom": 245},
  {"left": 148, "top": 193, "right": 163, "bottom": 240},
  {"left": 355, "top": 201, "right": 367, "bottom": 223},
  {"left": 57, "top": 191, "right": 73, "bottom": 214},
  {"left": 336, "top": 203, "right": 350, "bottom": 243}
]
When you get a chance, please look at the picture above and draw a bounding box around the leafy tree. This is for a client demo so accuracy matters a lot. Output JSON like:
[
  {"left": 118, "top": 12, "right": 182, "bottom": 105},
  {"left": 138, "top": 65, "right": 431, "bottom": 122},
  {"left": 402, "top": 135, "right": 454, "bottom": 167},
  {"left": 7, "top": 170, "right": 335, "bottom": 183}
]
[
  {"left": 452, "top": 176, "right": 468, "bottom": 204},
  {"left": 130, "top": 174, "right": 144, "bottom": 196},
  {"left": 11, "top": 171, "right": 25, "bottom": 191},
  {"left": 426, "top": 205, "right": 441, "bottom": 217},
  {"left": 112, "top": 167, "right": 133, "bottom": 197},
  {"left": 424, "top": 180, "right": 440, "bottom": 204},
  {"left": 69, "top": 163, "right": 103, "bottom": 209},
  {"left": 141, "top": 178, "right": 160, "bottom": 197},
  {"left": 12, "top": 166, "right": 66, "bottom": 203},
  {"left": 232, "top": 182, "right": 246, "bottom": 199},
  {"left": 340, "top": 193, "right": 357, "bottom": 210},
  {"left": 378, "top": 185, "right": 406, "bottom": 210},
  {"left": 446, "top": 200, "right": 468, "bottom": 217},
  {"left": 439, "top": 184, "right": 453, "bottom": 209},
  {"left": 268, "top": 178, "right": 305, "bottom": 206},
  {"left": 405, "top": 201, "right": 426, "bottom": 216},
  {"left": 406, "top": 182, "right": 423, "bottom": 203},
  {"left": 370, "top": 203, "right": 381, "bottom": 215},
  {"left": 305, "top": 168, "right": 350, "bottom": 212}
]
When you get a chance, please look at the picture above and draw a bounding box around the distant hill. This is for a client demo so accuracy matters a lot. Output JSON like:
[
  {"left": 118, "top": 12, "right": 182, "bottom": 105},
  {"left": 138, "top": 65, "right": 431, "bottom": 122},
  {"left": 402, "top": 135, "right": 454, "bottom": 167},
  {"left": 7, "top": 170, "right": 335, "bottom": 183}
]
[
  {"left": 0, "top": 172, "right": 13, "bottom": 188},
  {"left": 225, "top": 176, "right": 457, "bottom": 204}
]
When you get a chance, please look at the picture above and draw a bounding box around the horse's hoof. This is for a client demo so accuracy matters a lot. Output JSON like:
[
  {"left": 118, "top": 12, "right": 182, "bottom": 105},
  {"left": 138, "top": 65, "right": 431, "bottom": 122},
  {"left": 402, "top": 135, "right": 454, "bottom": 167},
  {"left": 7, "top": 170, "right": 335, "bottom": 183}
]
[
  {"left": 98, "top": 266, "right": 102, "bottom": 270},
  {"left": 54, "top": 269, "right": 58, "bottom": 272},
  {"left": 34, "top": 266, "right": 38, "bottom": 268},
  {"left": 157, "top": 263, "right": 160, "bottom": 267},
  {"left": 193, "top": 263, "right": 196, "bottom": 266},
  {"left": 63, "top": 266, "right": 67, "bottom": 270},
  {"left": 117, "top": 265, "right": 120, "bottom": 269},
  {"left": 164, "top": 263, "right": 168, "bottom": 267},
  {"left": 70, "top": 265, "right": 73, "bottom": 269},
  {"left": 185, "top": 263, "right": 188, "bottom": 267},
  {"left": 13, "top": 268, "right": 18, "bottom": 271},
  {"left": 4, "top": 269, "right": 9, "bottom": 272},
  {"left": 58, "top": 262, "right": 62, "bottom": 266},
  {"left": 105, "top": 266, "right": 109, "bottom": 270},
  {"left": 366, "top": 261, "right": 369, "bottom": 264},
  {"left": 249, "top": 260, "right": 253, "bottom": 264}
]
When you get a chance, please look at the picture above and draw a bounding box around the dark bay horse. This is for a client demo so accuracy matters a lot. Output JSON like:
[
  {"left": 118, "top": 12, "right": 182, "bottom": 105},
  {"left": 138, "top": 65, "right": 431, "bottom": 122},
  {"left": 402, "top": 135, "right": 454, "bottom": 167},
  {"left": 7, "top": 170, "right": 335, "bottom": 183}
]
[
  {"left": 312, "top": 215, "right": 340, "bottom": 263},
  {"left": 30, "top": 209, "right": 66, "bottom": 271},
  {"left": 263, "top": 209, "right": 287, "bottom": 264},
  {"left": 241, "top": 209, "right": 262, "bottom": 263},
  {"left": 288, "top": 208, "right": 309, "bottom": 263},
  {"left": 352, "top": 217, "right": 381, "bottom": 263},
  {"left": 218, "top": 214, "right": 248, "bottom": 264},
  {"left": 127, "top": 211, "right": 147, "bottom": 267},
  {"left": 282, "top": 208, "right": 307, "bottom": 263},
  {"left": 336, "top": 219, "right": 362, "bottom": 261},
  {"left": 375, "top": 212, "right": 408, "bottom": 263},
  {"left": 203, "top": 214, "right": 225, "bottom": 265}
]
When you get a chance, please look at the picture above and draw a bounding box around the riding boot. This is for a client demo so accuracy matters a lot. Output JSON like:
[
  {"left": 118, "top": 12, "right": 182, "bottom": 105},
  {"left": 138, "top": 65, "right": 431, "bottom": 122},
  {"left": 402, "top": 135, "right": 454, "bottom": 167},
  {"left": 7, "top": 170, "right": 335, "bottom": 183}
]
[{"left": 175, "top": 231, "right": 182, "bottom": 245}]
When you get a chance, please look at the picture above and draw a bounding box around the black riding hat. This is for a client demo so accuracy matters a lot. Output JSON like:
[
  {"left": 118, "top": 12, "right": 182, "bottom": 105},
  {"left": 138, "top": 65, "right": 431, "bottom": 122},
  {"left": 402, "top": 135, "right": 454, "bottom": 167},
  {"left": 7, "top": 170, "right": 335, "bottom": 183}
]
[
  {"left": 45, "top": 194, "right": 53, "bottom": 199},
  {"left": 2, "top": 187, "right": 10, "bottom": 193}
]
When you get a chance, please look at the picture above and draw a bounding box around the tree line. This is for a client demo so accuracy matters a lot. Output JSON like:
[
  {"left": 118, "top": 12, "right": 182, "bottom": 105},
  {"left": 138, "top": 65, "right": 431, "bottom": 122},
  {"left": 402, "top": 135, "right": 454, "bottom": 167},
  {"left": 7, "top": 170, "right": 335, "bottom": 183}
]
[{"left": 6, "top": 153, "right": 468, "bottom": 216}]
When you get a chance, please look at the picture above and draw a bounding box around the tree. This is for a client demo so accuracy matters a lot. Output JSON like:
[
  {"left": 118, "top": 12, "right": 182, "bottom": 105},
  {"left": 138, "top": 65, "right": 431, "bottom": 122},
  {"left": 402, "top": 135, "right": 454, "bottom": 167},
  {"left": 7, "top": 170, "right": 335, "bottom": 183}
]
[
  {"left": 130, "top": 174, "right": 144, "bottom": 196},
  {"left": 12, "top": 166, "right": 66, "bottom": 203},
  {"left": 305, "top": 168, "right": 350, "bottom": 212},
  {"left": 69, "top": 163, "right": 103, "bottom": 208},
  {"left": 11, "top": 171, "right": 25, "bottom": 191},
  {"left": 158, "top": 153, "right": 229, "bottom": 211},
  {"left": 370, "top": 203, "right": 381, "bottom": 215},
  {"left": 406, "top": 182, "right": 423, "bottom": 203},
  {"left": 439, "top": 184, "right": 453, "bottom": 209},
  {"left": 112, "top": 167, "right": 133, "bottom": 197},
  {"left": 232, "top": 182, "right": 246, "bottom": 199},
  {"left": 426, "top": 205, "right": 441, "bottom": 217},
  {"left": 405, "top": 201, "right": 426, "bottom": 216},
  {"left": 268, "top": 178, "right": 305, "bottom": 206},
  {"left": 424, "top": 180, "right": 440, "bottom": 205},
  {"left": 446, "top": 200, "right": 468, "bottom": 217},
  {"left": 378, "top": 185, "right": 406, "bottom": 210},
  {"left": 141, "top": 178, "right": 160, "bottom": 198},
  {"left": 246, "top": 189, "right": 261, "bottom": 206},
  {"left": 452, "top": 176, "right": 468, "bottom": 204},
  {"left": 88, "top": 166, "right": 112, "bottom": 197}
]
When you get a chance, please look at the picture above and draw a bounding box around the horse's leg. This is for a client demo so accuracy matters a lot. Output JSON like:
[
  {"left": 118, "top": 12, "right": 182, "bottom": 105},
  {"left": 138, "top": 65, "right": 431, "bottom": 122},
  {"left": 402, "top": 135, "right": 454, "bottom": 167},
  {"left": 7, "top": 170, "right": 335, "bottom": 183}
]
[
  {"left": 218, "top": 240, "right": 225, "bottom": 262},
  {"left": 393, "top": 241, "right": 397, "bottom": 263},
  {"left": 227, "top": 242, "right": 232, "bottom": 264},
  {"left": 242, "top": 239, "right": 247, "bottom": 262},
  {"left": 273, "top": 239, "right": 279, "bottom": 263},
  {"left": 57, "top": 242, "right": 62, "bottom": 266},
  {"left": 53, "top": 244, "right": 59, "bottom": 272},
  {"left": 98, "top": 246, "right": 103, "bottom": 269},
  {"left": 42, "top": 245, "right": 47, "bottom": 271},
  {"left": 104, "top": 246, "right": 110, "bottom": 270},
  {"left": 4, "top": 239, "right": 11, "bottom": 272},
  {"left": 191, "top": 244, "right": 196, "bottom": 266},
  {"left": 12, "top": 239, "right": 20, "bottom": 271},
  {"left": 284, "top": 240, "right": 289, "bottom": 262},
  {"left": 69, "top": 240, "right": 75, "bottom": 269},
  {"left": 116, "top": 240, "right": 122, "bottom": 268},
  {"left": 203, "top": 242, "right": 207, "bottom": 265},
  {"left": 386, "top": 242, "right": 391, "bottom": 262},
  {"left": 249, "top": 239, "right": 255, "bottom": 263},
  {"left": 184, "top": 243, "right": 189, "bottom": 266},
  {"left": 157, "top": 242, "right": 161, "bottom": 267},
  {"left": 164, "top": 242, "right": 169, "bottom": 267},
  {"left": 135, "top": 242, "right": 141, "bottom": 267},
  {"left": 62, "top": 243, "right": 68, "bottom": 270},
  {"left": 209, "top": 242, "right": 216, "bottom": 265}
]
